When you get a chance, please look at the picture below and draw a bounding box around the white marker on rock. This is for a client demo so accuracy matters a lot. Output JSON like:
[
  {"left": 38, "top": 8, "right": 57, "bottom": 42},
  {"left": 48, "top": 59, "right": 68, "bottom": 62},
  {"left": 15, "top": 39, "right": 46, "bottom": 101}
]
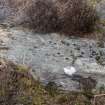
[{"left": 64, "top": 66, "right": 76, "bottom": 76}]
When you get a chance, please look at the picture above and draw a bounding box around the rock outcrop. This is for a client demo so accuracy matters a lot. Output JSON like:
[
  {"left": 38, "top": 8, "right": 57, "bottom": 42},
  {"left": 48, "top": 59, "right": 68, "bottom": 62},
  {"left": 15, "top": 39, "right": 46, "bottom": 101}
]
[{"left": 0, "top": 25, "right": 105, "bottom": 90}]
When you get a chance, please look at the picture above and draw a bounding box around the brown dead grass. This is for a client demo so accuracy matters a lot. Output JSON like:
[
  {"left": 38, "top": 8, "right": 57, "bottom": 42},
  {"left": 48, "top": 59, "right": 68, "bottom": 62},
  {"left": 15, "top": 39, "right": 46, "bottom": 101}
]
[
  {"left": 5, "top": 0, "right": 98, "bottom": 35},
  {"left": 55, "top": 0, "right": 98, "bottom": 35},
  {"left": 26, "top": 0, "right": 60, "bottom": 33}
]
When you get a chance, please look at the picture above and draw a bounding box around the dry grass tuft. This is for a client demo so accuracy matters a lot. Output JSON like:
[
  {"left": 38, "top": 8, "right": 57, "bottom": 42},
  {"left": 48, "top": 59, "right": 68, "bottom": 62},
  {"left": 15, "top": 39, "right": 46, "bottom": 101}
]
[
  {"left": 55, "top": 0, "right": 98, "bottom": 35},
  {"left": 26, "top": 0, "right": 60, "bottom": 33},
  {"left": 4, "top": 0, "right": 98, "bottom": 35}
]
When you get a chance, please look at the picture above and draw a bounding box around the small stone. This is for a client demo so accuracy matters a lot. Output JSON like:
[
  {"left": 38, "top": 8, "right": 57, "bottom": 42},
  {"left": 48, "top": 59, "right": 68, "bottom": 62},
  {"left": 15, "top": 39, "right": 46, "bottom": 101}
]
[
  {"left": 65, "top": 57, "right": 69, "bottom": 60},
  {"left": 64, "top": 66, "right": 76, "bottom": 76}
]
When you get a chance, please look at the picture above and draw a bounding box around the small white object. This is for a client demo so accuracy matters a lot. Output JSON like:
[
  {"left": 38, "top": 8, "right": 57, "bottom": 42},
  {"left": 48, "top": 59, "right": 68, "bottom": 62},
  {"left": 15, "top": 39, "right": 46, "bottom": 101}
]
[{"left": 64, "top": 66, "right": 76, "bottom": 76}]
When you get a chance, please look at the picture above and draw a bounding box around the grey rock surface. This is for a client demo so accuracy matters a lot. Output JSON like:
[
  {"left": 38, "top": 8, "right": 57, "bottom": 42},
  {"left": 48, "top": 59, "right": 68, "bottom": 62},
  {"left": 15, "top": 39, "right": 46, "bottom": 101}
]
[
  {"left": 0, "top": 26, "right": 105, "bottom": 91},
  {"left": 96, "top": 0, "right": 105, "bottom": 20}
]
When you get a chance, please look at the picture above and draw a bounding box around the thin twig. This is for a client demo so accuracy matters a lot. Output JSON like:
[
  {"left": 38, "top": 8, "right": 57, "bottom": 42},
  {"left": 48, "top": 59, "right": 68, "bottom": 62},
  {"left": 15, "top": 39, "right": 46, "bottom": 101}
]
[
  {"left": 94, "top": 94, "right": 105, "bottom": 97},
  {"left": 92, "top": 94, "right": 105, "bottom": 105}
]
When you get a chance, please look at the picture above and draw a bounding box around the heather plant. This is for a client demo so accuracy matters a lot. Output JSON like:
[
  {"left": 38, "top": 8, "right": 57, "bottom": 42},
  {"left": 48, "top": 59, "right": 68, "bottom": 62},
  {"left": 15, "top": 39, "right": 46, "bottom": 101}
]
[
  {"left": 1, "top": 0, "right": 98, "bottom": 35},
  {"left": 55, "top": 0, "right": 98, "bottom": 35},
  {"left": 25, "top": 0, "right": 98, "bottom": 34},
  {"left": 26, "top": 0, "right": 60, "bottom": 33}
]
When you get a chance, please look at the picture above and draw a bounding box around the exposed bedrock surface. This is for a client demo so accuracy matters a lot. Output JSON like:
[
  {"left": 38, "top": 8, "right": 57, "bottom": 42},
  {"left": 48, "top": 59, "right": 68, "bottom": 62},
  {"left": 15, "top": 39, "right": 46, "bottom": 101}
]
[{"left": 0, "top": 26, "right": 105, "bottom": 91}]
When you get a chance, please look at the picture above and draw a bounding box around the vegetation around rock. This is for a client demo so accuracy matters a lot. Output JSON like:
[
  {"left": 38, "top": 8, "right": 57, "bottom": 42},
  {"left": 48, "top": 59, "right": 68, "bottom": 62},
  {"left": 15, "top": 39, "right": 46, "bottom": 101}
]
[{"left": 0, "top": 58, "right": 105, "bottom": 105}]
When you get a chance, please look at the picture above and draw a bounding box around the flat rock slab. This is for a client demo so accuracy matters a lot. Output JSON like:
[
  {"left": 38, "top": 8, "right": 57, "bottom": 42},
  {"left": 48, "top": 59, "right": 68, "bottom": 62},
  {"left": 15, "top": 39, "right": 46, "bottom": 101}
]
[{"left": 0, "top": 26, "right": 105, "bottom": 91}]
